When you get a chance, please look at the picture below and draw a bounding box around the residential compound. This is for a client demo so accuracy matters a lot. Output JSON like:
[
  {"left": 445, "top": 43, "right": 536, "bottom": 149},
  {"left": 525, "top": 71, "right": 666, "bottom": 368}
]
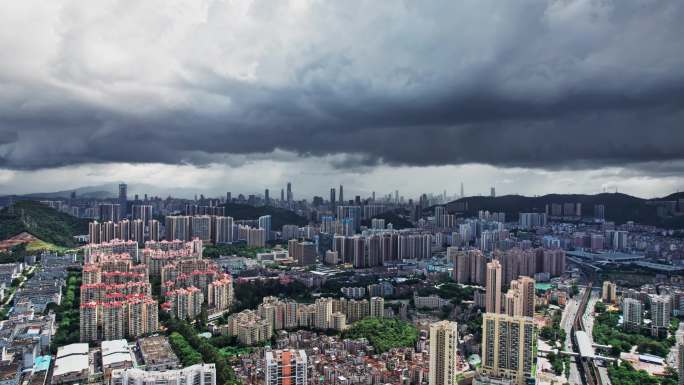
[
  {"left": 218, "top": 296, "right": 384, "bottom": 345},
  {"left": 80, "top": 237, "right": 233, "bottom": 342}
]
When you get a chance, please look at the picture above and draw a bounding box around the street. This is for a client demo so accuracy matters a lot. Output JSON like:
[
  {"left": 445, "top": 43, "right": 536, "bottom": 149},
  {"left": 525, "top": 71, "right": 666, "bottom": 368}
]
[{"left": 560, "top": 288, "right": 583, "bottom": 385}]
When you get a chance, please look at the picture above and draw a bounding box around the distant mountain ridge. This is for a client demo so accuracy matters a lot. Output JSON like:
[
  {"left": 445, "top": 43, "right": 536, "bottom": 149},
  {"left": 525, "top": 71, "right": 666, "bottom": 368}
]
[
  {"left": 222, "top": 203, "right": 308, "bottom": 230},
  {"left": 445, "top": 192, "right": 684, "bottom": 228}
]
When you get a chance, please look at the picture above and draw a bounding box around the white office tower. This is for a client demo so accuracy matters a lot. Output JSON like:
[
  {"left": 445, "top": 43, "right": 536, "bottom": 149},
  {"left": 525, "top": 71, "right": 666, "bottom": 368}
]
[
  {"left": 265, "top": 349, "right": 308, "bottom": 385},
  {"left": 429, "top": 321, "right": 459, "bottom": 385}
]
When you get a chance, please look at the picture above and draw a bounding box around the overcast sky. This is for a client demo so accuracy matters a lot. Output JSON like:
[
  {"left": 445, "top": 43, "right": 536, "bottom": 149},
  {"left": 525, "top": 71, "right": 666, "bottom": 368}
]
[{"left": 1, "top": 0, "right": 683, "bottom": 199}]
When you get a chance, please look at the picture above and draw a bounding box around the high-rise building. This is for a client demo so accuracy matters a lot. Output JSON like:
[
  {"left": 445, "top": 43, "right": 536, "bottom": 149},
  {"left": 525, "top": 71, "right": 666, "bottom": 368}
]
[
  {"left": 258, "top": 215, "right": 272, "bottom": 241},
  {"left": 449, "top": 248, "right": 486, "bottom": 286},
  {"left": 131, "top": 219, "right": 145, "bottom": 246},
  {"left": 289, "top": 240, "right": 316, "bottom": 266},
  {"left": 99, "top": 203, "right": 121, "bottom": 222},
  {"left": 428, "top": 321, "right": 459, "bottom": 385},
  {"left": 247, "top": 227, "right": 266, "bottom": 247},
  {"left": 102, "top": 301, "right": 126, "bottom": 341},
  {"left": 518, "top": 212, "right": 547, "bottom": 229},
  {"left": 481, "top": 313, "right": 536, "bottom": 385},
  {"left": 213, "top": 216, "right": 234, "bottom": 244},
  {"left": 505, "top": 277, "right": 535, "bottom": 317},
  {"left": 370, "top": 297, "right": 384, "bottom": 318},
  {"left": 166, "top": 287, "right": 204, "bottom": 320},
  {"left": 80, "top": 301, "right": 98, "bottom": 342},
  {"left": 623, "top": 298, "right": 643, "bottom": 332},
  {"left": 434, "top": 206, "right": 446, "bottom": 227},
  {"left": 264, "top": 189, "right": 270, "bottom": 204},
  {"left": 286, "top": 182, "right": 292, "bottom": 203},
  {"left": 490, "top": 187, "right": 496, "bottom": 198},
  {"left": 148, "top": 219, "right": 160, "bottom": 242},
  {"left": 650, "top": 294, "right": 671, "bottom": 337},
  {"left": 337, "top": 205, "right": 362, "bottom": 233},
  {"left": 119, "top": 183, "right": 128, "bottom": 216},
  {"left": 486, "top": 261, "right": 502, "bottom": 314},
  {"left": 339, "top": 184, "right": 344, "bottom": 203},
  {"left": 89, "top": 221, "right": 102, "bottom": 244},
  {"left": 602, "top": 281, "right": 617, "bottom": 304},
  {"left": 165, "top": 216, "right": 191, "bottom": 241},
  {"left": 191, "top": 215, "right": 212, "bottom": 242},
  {"left": 314, "top": 298, "right": 333, "bottom": 330},
  {"left": 265, "top": 349, "right": 308, "bottom": 385},
  {"left": 330, "top": 188, "right": 336, "bottom": 207},
  {"left": 132, "top": 204, "right": 152, "bottom": 224}
]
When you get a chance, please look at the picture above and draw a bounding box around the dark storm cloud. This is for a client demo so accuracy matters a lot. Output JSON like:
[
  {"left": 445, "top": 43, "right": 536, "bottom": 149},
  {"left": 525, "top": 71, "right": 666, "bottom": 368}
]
[{"left": 0, "top": 0, "right": 683, "bottom": 171}]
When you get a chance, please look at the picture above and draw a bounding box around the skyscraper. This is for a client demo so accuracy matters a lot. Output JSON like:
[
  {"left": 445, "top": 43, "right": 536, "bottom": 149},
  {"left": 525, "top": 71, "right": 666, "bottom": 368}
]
[
  {"left": 330, "top": 188, "right": 336, "bottom": 207},
  {"left": 264, "top": 189, "right": 270, "bottom": 204},
  {"left": 486, "top": 260, "right": 502, "bottom": 314},
  {"left": 461, "top": 182, "right": 464, "bottom": 198},
  {"left": 118, "top": 183, "right": 128, "bottom": 216},
  {"left": 429, "top": 321, "right": 459, "bottom": 385},
  {"left": 280, "top": 189, "right": 285, "bottom": 202},
  {"left": 265, "top": 349, "right": 308, "bottom": 385},
  {"left": 286, "top": 182, "right": 292, "bottom": 202},
  {"left": 339, "top": 184, "right": 344, "bottom": 203},
  {"left": 258, "top": 215, "right": 272, "bottom": 241},
  {"left": 481, "top": 313, "right": 536, "bottom": 385}
]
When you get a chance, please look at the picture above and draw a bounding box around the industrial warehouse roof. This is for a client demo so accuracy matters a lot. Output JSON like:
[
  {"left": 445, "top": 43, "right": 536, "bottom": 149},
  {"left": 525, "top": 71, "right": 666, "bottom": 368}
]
[
  {"left": 102, "top": 340, "right": 133, "bottom": 368},
  {"left": 56, "top": 343, "right": 88, "bottom": 358},
  {"left": 53, "top": 344, "right": 89, "bottom": 378}
]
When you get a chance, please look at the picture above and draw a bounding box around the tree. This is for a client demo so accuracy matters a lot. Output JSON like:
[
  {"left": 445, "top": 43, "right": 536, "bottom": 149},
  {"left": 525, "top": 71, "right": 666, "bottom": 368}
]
[{"left": 570, "top": 284, "right": 579, "bottom": 298}]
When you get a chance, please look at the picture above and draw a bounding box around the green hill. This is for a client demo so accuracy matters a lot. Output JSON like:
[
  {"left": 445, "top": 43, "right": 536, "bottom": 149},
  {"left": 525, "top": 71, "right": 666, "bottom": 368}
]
[
  {"left": 223, "top": 203, "right": 308, "bottom": 230},
  {"left": 444, "top": 193, "right": 675, "bottom": 227},
  {"left": 0, "top": 201, "right": 90, "bottom": 247},
  {"left": 361, "top": 212, "right": 414, "bottom": 229}
]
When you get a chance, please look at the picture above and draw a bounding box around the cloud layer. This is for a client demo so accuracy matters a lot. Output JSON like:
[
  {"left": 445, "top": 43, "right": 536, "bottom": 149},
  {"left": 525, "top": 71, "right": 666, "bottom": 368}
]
[{"left": 0, "top": 0, "right": 683, "bottom": 172}]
